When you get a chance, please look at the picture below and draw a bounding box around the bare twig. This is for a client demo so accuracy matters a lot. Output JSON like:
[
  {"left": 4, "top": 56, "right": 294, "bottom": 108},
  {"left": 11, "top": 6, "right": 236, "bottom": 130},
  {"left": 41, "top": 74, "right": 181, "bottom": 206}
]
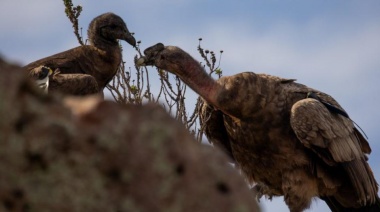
[
  {"left": 63, "top": 0, "right": 84, "bottom": 45},
  {"left": 107, "top": 38, "right": 224, "bottom": 142}
]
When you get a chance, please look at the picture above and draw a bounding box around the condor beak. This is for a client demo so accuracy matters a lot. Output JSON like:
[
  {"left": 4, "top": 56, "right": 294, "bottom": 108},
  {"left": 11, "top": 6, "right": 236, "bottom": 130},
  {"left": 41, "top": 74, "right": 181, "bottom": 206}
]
[
  {"left": 122, "top": 29, "right": 136, "bottom": 47},
  {"left": 136, "top": 43, "right": 165, "bottom": 66}
]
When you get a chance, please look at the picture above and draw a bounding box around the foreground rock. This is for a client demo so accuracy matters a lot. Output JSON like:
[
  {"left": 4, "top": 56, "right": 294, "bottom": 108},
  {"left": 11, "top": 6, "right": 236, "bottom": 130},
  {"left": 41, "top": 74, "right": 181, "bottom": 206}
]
[{"left": 0, "top": 57, "right": 259, "bottom": 212}]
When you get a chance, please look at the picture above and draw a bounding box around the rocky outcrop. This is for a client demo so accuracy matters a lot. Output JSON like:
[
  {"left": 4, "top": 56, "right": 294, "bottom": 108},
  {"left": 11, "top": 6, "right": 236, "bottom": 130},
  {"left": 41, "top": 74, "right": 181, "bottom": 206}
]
[{"left": 0, "top": 57, "right": 259, "bottom": 212}]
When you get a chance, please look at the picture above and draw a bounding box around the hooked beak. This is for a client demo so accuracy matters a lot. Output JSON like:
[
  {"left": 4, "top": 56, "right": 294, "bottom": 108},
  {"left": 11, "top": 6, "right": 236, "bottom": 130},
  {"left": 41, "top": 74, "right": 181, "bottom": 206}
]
[
  {"left": 122, "top": 30, "right": 136, "bottom": 47},
  {"left": 136, "top": 43, "right": 165, "bottom": 66}
]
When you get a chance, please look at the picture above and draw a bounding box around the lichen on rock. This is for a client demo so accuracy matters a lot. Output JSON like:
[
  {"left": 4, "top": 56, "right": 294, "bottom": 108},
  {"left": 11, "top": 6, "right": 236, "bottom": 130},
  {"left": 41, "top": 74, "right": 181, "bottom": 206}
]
[{"left": 0, "top": 57, "right": 259, "bottom": 212}]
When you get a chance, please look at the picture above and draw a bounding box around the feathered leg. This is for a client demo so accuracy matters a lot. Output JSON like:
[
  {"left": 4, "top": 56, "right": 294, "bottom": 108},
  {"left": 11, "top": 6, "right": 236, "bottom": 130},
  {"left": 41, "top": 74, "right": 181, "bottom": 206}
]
[{"left": 282, "top": 169, "right": 318, "bottom": 212}]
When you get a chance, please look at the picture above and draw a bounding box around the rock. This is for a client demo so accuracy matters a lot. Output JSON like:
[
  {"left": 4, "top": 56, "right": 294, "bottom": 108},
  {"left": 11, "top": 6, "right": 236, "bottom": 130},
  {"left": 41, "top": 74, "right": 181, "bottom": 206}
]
[{"left": 0, "top": 57, "right": 259, "bottom": 212}]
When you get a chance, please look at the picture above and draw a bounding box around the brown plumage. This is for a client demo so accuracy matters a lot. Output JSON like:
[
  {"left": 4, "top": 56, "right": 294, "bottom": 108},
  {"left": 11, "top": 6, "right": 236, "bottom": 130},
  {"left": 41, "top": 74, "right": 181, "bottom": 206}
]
[
  {"left": 138, "top": 43, "right": 380, "bottom": 212},
  {"left": 24, "top": 12, "right": 136, "bottom": 96}
]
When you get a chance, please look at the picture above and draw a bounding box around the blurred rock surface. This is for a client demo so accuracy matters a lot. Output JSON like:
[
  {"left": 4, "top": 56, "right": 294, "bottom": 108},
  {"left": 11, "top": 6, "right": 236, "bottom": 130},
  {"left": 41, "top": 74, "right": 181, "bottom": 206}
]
[{"left": 0, "top": 57, "right": 259, "bottom": 212}]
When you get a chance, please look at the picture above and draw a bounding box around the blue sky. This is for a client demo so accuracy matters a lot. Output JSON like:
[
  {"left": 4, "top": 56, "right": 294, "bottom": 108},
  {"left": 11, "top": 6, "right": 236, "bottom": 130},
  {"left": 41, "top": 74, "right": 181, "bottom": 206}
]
[{"left": 1, "top": 1, "right": 380, "bottom": 211}]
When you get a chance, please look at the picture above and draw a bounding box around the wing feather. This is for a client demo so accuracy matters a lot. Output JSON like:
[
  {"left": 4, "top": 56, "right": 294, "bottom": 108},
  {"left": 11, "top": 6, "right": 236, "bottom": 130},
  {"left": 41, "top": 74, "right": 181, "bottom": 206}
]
[
  {"left": 50, "top": 73, "right": 99, "bottom": 95},
  {"left": 24, "top": 46, "right": 89, "bottom": 75},
  {"left": 290, "top": 98, "right": 362, "bottom": 164},
  {"left": 290, "top": 97, "right": 378, "bottom": 205}
]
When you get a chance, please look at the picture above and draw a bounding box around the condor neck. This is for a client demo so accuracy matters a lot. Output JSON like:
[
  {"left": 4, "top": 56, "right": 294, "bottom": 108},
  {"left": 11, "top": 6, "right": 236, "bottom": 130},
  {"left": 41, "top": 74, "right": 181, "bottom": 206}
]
[
  {"left": 89, "top": 35, "right": 119, "bottom": 51},
  {"left": 176, "top": 59, "right": 221, "bottom": 107}
]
